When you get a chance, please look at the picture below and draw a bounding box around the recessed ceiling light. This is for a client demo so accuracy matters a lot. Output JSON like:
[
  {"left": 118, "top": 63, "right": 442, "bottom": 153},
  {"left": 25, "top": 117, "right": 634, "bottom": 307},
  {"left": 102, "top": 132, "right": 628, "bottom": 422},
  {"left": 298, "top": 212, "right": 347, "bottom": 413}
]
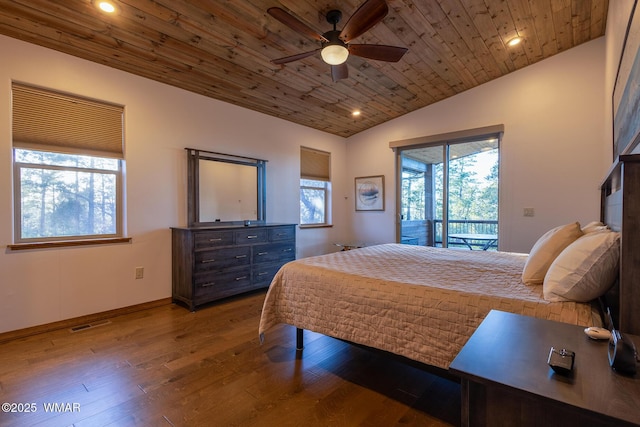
[
  {"left": 507, "top": 37, "right": 522, "bottom": 47},
  {"left": 96, "top": 1, "right": 117, "bottom": 14},
  {"left": 352, "top": 110, "right": 361, "bottom": 117}
]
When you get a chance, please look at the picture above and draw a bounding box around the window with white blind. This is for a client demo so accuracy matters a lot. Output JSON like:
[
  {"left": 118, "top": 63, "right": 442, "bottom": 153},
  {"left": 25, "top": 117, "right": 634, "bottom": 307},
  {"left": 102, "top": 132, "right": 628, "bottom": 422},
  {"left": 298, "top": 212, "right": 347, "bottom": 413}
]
[
  {"left": 300, "top": 147, "right": 331, "bottom": 226},
  {"left": 11, "top": 83, "right": 125, "bottom": 244}
]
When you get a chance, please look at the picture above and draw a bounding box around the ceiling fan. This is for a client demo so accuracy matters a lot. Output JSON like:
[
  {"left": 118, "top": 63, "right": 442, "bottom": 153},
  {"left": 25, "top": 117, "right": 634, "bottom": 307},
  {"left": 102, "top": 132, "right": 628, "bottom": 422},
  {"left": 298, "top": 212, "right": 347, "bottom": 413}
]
[{"left": 268, "top": 0, "right": 408, "bottom": 82}]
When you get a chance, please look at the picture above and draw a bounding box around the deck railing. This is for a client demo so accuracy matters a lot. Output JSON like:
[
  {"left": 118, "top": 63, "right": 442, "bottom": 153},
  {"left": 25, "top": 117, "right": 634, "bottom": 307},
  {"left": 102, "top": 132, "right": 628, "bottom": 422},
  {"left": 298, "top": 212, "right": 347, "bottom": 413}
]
[{"left": 401, "top": 219, "right": 498, "bottom": 249}]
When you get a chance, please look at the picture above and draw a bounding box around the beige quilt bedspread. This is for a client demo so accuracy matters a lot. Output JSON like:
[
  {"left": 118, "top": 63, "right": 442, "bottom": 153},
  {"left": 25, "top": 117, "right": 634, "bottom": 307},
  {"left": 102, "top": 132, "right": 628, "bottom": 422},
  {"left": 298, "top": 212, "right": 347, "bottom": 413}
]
[{"left": 258, "top": 244, "right": 600, "bottom": 369}]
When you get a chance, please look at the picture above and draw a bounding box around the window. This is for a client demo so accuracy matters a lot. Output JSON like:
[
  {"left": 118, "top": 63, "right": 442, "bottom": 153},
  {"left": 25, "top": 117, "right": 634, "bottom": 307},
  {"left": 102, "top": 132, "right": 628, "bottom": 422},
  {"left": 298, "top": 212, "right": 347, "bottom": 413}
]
[
  {"left": 14, "top": 150, "right": 121, "bottom": 241},
  {"left": 300, "top": 179, "right": 329, "bottom": 224},
  {"left": 11, "top": 83, "right": 124, "bottom": 244},
  {"left": 300, "top": 147, "right": 331, "bottom": 226}
]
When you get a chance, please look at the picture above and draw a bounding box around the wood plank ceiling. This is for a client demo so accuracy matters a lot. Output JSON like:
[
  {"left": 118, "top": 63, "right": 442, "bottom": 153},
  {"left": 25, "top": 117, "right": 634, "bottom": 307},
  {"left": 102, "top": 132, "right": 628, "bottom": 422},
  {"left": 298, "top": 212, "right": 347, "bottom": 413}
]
[{"left": 0, "top": 0, "right": 609, "bottom": 137}]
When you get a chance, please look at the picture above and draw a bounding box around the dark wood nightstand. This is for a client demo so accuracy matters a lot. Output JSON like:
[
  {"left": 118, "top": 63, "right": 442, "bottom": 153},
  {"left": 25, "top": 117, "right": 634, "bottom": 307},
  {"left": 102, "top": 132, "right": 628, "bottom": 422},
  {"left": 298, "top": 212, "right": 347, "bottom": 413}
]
[{"left": 449, "top": 310, "right": 640, "bottom": 427}]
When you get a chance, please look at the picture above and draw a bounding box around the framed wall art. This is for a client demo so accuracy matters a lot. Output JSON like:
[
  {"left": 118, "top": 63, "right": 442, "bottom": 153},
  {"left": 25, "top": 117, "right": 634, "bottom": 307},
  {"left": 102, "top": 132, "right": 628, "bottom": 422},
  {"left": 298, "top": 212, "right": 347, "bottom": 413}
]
[
  {"left": 613, "top": 0, "right": 640, "bottom": 158},
  {"left": 355, "top": 175, "right": 384, "bottom": 211}
]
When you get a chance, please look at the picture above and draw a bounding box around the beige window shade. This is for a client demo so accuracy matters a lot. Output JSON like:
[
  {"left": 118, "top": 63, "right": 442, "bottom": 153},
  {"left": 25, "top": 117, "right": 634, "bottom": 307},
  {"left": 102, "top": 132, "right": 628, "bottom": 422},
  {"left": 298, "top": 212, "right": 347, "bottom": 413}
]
[
  {"left": 301, "top": 147, "right": 330, "bottom": 181},
  {"left": 12, "top": 83, "right": 124, "bottom": 158}
]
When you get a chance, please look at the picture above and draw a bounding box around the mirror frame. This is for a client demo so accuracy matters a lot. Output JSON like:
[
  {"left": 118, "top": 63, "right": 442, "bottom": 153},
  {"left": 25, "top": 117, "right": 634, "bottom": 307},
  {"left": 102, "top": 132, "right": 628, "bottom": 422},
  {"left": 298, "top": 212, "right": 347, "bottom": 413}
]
[{"left": 186, "top": 148, "right": 266, "bottom": 227}]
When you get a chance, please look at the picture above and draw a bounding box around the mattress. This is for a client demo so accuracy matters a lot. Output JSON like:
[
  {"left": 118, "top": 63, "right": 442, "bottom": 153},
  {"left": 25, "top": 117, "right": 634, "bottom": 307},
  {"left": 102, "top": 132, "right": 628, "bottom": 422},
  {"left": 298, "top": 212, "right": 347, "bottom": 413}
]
[{"left": 259, "top": 243, "right": 600, "bottom": 369}]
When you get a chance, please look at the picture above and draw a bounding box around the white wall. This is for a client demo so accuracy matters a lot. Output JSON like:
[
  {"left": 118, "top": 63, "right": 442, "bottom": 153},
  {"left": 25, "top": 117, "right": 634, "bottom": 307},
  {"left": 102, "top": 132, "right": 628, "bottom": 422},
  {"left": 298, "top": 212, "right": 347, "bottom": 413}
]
[
  {"left": 345, "top": 38, "right": 608, "bottom": 253},
  {"left": 0, "top": 35, "right": 347, "bottom": 333}
]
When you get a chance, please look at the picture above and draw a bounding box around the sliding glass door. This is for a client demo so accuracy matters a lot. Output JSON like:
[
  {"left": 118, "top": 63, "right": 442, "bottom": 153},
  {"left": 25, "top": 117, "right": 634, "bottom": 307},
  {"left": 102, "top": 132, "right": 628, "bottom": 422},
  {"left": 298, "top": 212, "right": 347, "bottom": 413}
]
[{"left": 397, "top": 136, "right": 499, "bottom": 249}]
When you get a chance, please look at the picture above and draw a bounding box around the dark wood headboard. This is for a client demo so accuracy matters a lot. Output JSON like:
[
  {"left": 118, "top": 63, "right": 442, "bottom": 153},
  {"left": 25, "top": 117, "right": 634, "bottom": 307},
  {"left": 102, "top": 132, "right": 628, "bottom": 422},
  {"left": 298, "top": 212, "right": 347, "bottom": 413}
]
[{"left": 600, "top": 154, "right": 640, "bottom": 334}]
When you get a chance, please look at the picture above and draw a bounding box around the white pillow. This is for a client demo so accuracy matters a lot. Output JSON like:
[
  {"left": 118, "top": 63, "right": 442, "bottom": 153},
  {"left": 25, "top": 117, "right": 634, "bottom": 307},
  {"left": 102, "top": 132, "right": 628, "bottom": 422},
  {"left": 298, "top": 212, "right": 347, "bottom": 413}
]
[
  {"left": 543, "top": 231, "right": 620, "bottom": 302},
  {"left": 522, "top": 222, "right": 583, "bottom": 285},
  {"left": 581, "top": 221, "right": 609, "bottom": 234}
]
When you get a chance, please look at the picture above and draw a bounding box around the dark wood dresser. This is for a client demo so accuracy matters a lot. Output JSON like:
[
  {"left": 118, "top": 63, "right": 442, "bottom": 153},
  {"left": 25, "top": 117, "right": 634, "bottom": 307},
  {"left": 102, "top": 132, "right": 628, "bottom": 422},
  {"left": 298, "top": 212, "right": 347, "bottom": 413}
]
[{"left": 171, "top": 223, "right": 296, "bottom": 311}]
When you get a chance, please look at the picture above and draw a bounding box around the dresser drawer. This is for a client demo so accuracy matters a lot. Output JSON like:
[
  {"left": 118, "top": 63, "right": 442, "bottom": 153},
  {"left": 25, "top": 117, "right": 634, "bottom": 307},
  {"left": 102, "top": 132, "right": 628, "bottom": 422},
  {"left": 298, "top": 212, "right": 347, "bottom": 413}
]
[
  {"left": 253, "top": 242, "right": 295, "bottom": 264},
  {"left": 269, "top": 226, "right": 295, "bottom": 242},
  {"left": 252, "top": 263, "right": 285, "bottom": 287},
  {"left": 195, "top": 246, "right": 251, "bottom": 271},
  {"left": 194, "top": 230, "right": 234, "bottom": 249},
  {"left": 194, "top": 269, "right": 253, "bottom": 303},
  {"left": 234, "top": 228, "right": 268, "bottom": 244}
]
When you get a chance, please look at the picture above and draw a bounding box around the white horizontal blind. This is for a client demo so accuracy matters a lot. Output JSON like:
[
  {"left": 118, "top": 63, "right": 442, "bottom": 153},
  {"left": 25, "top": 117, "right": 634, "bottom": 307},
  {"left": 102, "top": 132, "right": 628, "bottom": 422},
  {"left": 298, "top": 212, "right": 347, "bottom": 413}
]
[
  {"left": 12, "top": 83, "right": 124, "bottom": 158},
  {"left": 300, "top": 146, "right": 330, "bottom": 181}
]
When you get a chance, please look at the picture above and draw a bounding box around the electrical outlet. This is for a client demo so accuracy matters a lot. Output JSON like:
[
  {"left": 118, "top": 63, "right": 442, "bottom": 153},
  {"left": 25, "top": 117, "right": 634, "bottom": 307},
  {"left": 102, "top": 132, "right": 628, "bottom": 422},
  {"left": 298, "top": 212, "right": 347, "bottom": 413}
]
[
  {"left": 135, "top": 267, "right": 144, "bottom": 279},
  {"left": 523, "top": 207, "right": 535, "bottom": 217}
]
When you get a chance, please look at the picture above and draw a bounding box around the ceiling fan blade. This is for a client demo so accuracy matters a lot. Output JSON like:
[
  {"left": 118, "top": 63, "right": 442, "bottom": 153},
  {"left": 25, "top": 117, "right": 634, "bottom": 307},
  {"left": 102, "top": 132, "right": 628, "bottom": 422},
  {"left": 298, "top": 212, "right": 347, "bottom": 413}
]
[
  {"left": 331, "top": 63, "right": 349, "bottom": 82},
  {"left": 349, "top": 44, "right": 408, "bottom": 62},
  {"left": 339, "top": 0, "right": 388, "bottom": 43},
  {"left": 271, "top": 49, "right": 320, "bottom": 65},
  {"left": 268, "top": 7, "right": 329, "bottom": 42}
]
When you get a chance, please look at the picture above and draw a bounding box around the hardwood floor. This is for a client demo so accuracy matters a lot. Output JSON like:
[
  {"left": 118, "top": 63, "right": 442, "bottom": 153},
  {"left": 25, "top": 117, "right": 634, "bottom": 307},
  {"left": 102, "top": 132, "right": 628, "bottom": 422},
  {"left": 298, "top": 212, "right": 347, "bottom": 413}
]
[{"left": 0, "top": 291, "right": 460, "bottom": 427}]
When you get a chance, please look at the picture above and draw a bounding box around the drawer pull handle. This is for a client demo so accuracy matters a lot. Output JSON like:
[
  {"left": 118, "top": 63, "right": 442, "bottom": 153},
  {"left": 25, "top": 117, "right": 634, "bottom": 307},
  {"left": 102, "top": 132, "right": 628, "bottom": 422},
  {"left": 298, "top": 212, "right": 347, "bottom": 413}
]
[
  {"left": 276, "top": 233, "right": 287, "bottom": 237},
  {"left": 235, "top": 255, "right": 247, "bottom": 259},
  {"left": 283, "top": 248, "right": 292, "bottom": 252},
  {"left": 235, "top": 276, "right": 247, "bottom": 281},
  {"left": 257, "top": 272, "right": 269, "bottom": 276},
  {"left": 258, "top": 252, "right": 268, "bottom": 255},
  {"left": 246, "top": 235, "right": 258, "bottom": 239},
  {"left": 208, "top": 238, "right": 223, "bottom": 242},
  {"left": 201, "top": 282, "right": 216, "bottom": 287},
  {"left": 202, "top": 259, "right": 216, "bottom": 263}
]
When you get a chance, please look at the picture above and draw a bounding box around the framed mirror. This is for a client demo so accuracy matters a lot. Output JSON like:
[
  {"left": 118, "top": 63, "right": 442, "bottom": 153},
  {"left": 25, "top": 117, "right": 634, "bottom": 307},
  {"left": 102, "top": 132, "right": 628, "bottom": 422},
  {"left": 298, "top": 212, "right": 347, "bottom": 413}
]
[{"left": 186, "top": 148, "right": 266, "bottom": 226}]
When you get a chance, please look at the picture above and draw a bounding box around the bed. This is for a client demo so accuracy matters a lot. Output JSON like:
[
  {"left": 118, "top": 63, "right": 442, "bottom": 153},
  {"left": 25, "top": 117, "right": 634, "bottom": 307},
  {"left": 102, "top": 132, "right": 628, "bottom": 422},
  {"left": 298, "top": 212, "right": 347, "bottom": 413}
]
[
  {"left": 259, "top": 244, "right": 600, "bottom": 370},
  {"left": 259, "top": 153, "right": 640, "bottom": 371}
]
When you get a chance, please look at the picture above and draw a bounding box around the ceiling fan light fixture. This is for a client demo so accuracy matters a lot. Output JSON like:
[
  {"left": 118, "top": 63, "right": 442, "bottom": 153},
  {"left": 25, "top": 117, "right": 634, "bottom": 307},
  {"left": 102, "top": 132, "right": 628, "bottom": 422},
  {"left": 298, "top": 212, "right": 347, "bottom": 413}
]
[
  {"left": 268, "top": 2, "right": 407, "bottom": 80},
  {"left": 321, "top": 44, "right": 349, "bottom": 65}
]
